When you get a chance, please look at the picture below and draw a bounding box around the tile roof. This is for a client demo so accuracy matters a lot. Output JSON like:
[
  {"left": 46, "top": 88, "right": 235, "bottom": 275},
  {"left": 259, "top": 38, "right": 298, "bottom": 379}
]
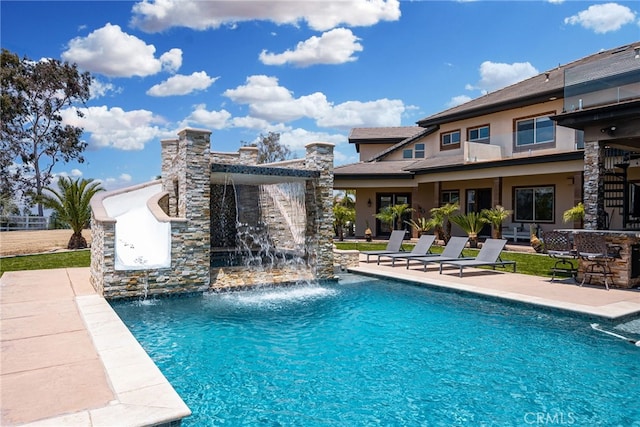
[
  {"left": 417, "top": 42, "right": 640, "bottom": 127},
  {"left": 348, "top": 126, "right": 423, "bottom": 141},
  {"left": 334, "top": 160, "right": 418, "bottom": 177}
]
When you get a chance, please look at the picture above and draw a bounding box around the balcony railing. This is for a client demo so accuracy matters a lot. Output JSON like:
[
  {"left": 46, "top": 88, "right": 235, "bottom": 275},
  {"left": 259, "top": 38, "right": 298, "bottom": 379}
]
[{"left": 563, "top": 49, "right": 640, "bottom": 112}]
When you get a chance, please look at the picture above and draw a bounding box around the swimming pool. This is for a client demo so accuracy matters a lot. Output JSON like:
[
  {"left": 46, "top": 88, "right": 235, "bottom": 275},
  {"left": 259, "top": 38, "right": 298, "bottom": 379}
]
[{"left": 112, "top": 275, "right": 639, "bottom": 426}]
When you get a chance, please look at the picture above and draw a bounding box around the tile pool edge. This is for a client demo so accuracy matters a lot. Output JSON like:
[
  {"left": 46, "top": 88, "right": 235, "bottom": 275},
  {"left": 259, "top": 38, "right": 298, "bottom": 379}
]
[
  {"left": 74, "top": 294, "right": 191, "bottom": 427},
  {"left": 348, "top": 266, "right": 640, "bottom": 322}
]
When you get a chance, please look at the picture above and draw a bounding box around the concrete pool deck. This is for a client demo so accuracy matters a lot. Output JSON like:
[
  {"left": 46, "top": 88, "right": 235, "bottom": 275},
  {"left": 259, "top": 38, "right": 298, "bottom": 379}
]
[
  {"left": 2, "top": 263, "right": 640, "bottom": 426},
  {"left": 0, "top": 268, "right": 190, "bottom": 427}
]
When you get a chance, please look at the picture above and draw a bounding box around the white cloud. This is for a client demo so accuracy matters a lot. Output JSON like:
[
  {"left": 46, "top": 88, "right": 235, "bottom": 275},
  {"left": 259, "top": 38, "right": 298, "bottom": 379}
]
[
  {"left": 278, "top": 128, "right": 346, "bottom": 152},
  {"left": 61, "top": 105, "right": 171, "bottom": 150},
  {"left": 159, "top": 48, "right": 183, "bottom": 73},
  {"left": 147, "top": 72, "right": 218, "bottom": 96},
  {"left": 259, "top": 28, "right": 363, "bottom": 67},
  {"left": 547, "top": 0, "right": 564, "bottom": 4},
  {"left": 182, "top": 104, "right": 232, "bottom": 130},
  {"left": 564, "top": 3, "right": 636, "bottom": 34},
  {"left": 99, "top": 173, "right": 134, "bottom": 190},
  {"left": 470, "top": 61, "right": 539, "bottom": 94},
  {"left": 317, "top": 99, "right": 405, "bottom": 128},
  {"left": 61, "top": 23, "right": 182, "bottom": 77},
  {"left": 446, "top": 95, "right": 472, "bottom": 108},
  {"left": 90, "top": 80, "right": 121, "bottom": 99},
  {"left": 223, "top": 75, "right": 407, "bottom": 128},
  {"left": 131, "top": 0, "right": 401, "bottom": 32}
]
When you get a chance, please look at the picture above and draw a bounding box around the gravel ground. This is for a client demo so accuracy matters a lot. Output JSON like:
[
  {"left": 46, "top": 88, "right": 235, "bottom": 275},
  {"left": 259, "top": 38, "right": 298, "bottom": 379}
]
[{"left": 0, "top": 229, "right": 92, "bottom": 257}]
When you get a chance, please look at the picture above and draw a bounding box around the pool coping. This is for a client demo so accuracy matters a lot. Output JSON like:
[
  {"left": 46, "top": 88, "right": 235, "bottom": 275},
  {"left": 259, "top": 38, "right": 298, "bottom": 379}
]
[
  {"left": 349, "top": 262, "right": 640, "bottom": 322},
  {"left": 1, "top": 268, "right": 191, "bottom": 427}
]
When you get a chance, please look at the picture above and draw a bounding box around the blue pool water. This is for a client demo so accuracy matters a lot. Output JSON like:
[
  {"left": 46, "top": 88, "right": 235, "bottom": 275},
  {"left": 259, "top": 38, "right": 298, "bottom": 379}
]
[{"left": 111, "top": 276, "right": 640, "bottom": 426}]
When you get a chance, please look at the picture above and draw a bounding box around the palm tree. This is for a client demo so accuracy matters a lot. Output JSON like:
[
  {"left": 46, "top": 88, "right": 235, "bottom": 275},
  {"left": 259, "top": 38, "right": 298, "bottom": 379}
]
[
  {"left": 333, "top": 204, "right": 355, "bottom": 241},
  {"left": 405, "top": 217, "right": 433, "bottom": 236},
  {"left": 481, "top": 205, "right": 512, "bottom": 239},
  {"left": 450, "top": 212, "right": 489, "bottom": 248},
  {"left": 562, "top": 202, "right": 584, "bottom": 228},
  {"left": 375, "top": 203, "right": 414, "bottom": 231},
  {"left": 40, "top": 177, "right": 104, "bottom": 249},
  {"left": 429, "top": 202, "right": 460, "bottom": 244}
]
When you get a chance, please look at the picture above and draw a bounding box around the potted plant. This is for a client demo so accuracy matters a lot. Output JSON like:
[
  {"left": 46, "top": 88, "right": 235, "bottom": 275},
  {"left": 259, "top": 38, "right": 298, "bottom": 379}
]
[
  {"left": 429, "top": 202, "right": 459, "bottom": 244},
  {"left": 364, "top": 220, "right": 372, "bottom": 242},
  {"left": 481, "top": 205, "right": 513, "bottom": 239},
  {"left": 405, "top": 217, "right": 433, "bottom": 236},
  {"left": 563, "top": 202, "right": 584, "bottom": 228},
  {"left": 450, "top": 211, "right": 489, "bottom": 248}
]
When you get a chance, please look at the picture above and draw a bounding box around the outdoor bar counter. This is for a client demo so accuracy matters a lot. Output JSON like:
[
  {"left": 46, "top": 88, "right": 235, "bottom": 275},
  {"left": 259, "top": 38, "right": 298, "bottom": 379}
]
[{"left": 558, "top": 229, "right": 640, "bottom": 289}]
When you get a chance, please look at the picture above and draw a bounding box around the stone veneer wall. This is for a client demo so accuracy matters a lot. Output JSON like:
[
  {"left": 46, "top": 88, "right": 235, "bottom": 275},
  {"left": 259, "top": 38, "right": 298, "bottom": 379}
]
[
  {"left": 91, "top": 129, "right": 212, "bottom": 299},
  {"left": 91, "top": 130, "right": 336, "bottom": 298},
  {"left": 583, "top": 140, "right": 605, "bottom": 230},
  {"left": 304, "top": 143, "right": 335, "bottom": 279}
]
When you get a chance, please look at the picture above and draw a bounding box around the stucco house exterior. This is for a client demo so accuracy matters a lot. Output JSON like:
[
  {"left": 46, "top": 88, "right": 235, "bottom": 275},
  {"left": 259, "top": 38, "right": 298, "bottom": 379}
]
[{"left": 334, "top": 42, "right": 640, "bottom": 240}]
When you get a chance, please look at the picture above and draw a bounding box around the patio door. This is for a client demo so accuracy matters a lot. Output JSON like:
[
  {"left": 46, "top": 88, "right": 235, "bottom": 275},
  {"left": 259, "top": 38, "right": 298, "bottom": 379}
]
[
  {"left": 466, "top": 188, "right": 492, "bottom": 237},
  {"left": 376, "top": 193, "right": 411, "bottom": 237}
]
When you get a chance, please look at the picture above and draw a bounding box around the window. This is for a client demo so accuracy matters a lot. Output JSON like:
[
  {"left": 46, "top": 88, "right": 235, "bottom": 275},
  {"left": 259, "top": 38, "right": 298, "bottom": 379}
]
[
  {"left": 441, "top": 130, "right": 461, "bottom": 150},
  {"left": 514, "top": 186, "right": 554, "bottom": 222},
  {"left": 468, "top": 125, "right": 490, "bottom": 143},
  {"left": 441, "top": 190, "right": 459, "bottom": 205},
  {"left": 575, "top": 130, "right": 584, "bottom": 150},
  {"left": 403, "top": 144, "right": 425, "bottom": 159},
  {"left": 515, "top": 114, "right": 555, "bottom": 147}
]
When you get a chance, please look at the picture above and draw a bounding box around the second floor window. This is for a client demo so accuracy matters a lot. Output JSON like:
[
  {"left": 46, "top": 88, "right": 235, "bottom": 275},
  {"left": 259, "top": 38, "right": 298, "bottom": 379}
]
[
  {"left": 403, "top": 143, "right": 426, "bottom": 159},
  {"left": 441, "top": 130, "right": 461, "bottom": 150},
  {"left": 515, "top": 115, "right": 555, "bottom": 147},
  {"left": 468, "top": 125, "right": 490, "bottom": 143}
]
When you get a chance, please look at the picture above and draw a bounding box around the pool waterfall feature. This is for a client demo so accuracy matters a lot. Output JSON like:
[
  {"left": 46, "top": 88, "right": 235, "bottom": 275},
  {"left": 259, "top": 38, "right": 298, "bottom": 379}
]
[{"left": 90, "top": 128, "right": 335, "bottom": 299}]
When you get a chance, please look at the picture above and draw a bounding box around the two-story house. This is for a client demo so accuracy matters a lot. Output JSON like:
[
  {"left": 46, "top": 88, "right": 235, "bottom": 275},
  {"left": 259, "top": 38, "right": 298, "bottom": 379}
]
[{"left": 334, "top": 42, "right": 640, "bottom": 239}]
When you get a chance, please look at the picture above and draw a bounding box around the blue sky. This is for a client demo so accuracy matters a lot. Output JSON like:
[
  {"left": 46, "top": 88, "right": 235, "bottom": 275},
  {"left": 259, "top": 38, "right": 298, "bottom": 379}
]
[{"left": 2, "top": 0, "right": 639, "bottom": 190}]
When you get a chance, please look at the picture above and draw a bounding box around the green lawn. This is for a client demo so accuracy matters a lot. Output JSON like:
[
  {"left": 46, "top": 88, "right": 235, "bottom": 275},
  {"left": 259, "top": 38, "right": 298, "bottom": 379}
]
[
  {"left": 0, "top": 242, "right": 564, "bottom": 279},
  {"left": 0, "top": 250, "right": 91, "bottom": 276},
  {"left": 334, "top": 241, "right": 563, "bottom": 278}
]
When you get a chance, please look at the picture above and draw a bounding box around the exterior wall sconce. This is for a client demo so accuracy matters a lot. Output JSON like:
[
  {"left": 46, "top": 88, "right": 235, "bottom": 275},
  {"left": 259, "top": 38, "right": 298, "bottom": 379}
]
[
  {"left": 601, "top": 126, "right": 617, "bottom": 137},
  {"left": 367, "top": 198, "right": 372, "bottom": 208}
]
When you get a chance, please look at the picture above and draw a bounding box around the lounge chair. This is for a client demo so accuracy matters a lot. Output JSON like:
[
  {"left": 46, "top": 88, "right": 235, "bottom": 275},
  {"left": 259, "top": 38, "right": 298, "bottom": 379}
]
[
  {"left": 361, "top": 230, "right": 407, "bottom": 263},
  {"left": 376, "top": 234, "right": 436, "bottom": 266},
  {"left": 438, "top": 238, "right": 516, "bottom": 277},
  {"left": 406, "top": 236, "right": 470, "bottom": 271}
]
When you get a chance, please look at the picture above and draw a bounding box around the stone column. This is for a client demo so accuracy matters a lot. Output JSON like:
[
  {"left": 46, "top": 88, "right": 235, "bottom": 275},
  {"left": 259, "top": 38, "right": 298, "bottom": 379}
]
[
  {"left": 239, "top": 146, "right": 259, "bottom": 165},
  {"left": 161, "top": 139, "right": 178, "bottom": 216},
  {"left": 174, "top": 128, "right": 212, "bottom": 288},
  {"left": 305, "top": 142, "right": 335, "bottom": 279},
  {"left": 583, "top": 140, "right": 605, "bottom": 230}
]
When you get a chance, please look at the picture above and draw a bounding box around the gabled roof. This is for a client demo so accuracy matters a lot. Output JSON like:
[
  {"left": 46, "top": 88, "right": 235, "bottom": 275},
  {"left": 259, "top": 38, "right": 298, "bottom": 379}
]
[
  {"left": 367, "top": 125, "right": 438, "bottom": 162},
  {"left": 333, "top": 160, "right": 418, "bottom": 179},
  {"left": 348, "top": 126, "right": 423, "bottom": 142},
  {"left": 417, "top": 42, "right": 639, "bottom": 127}
]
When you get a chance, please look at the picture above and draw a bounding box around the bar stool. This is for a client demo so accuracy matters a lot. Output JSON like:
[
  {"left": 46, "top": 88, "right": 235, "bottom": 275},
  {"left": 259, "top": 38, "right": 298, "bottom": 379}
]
[
  {"left": 542, "top": 230, "right": 577, "bottom": 281},
  {"left": 574, "top": 233, "right": 617, "bottom": 290}
]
